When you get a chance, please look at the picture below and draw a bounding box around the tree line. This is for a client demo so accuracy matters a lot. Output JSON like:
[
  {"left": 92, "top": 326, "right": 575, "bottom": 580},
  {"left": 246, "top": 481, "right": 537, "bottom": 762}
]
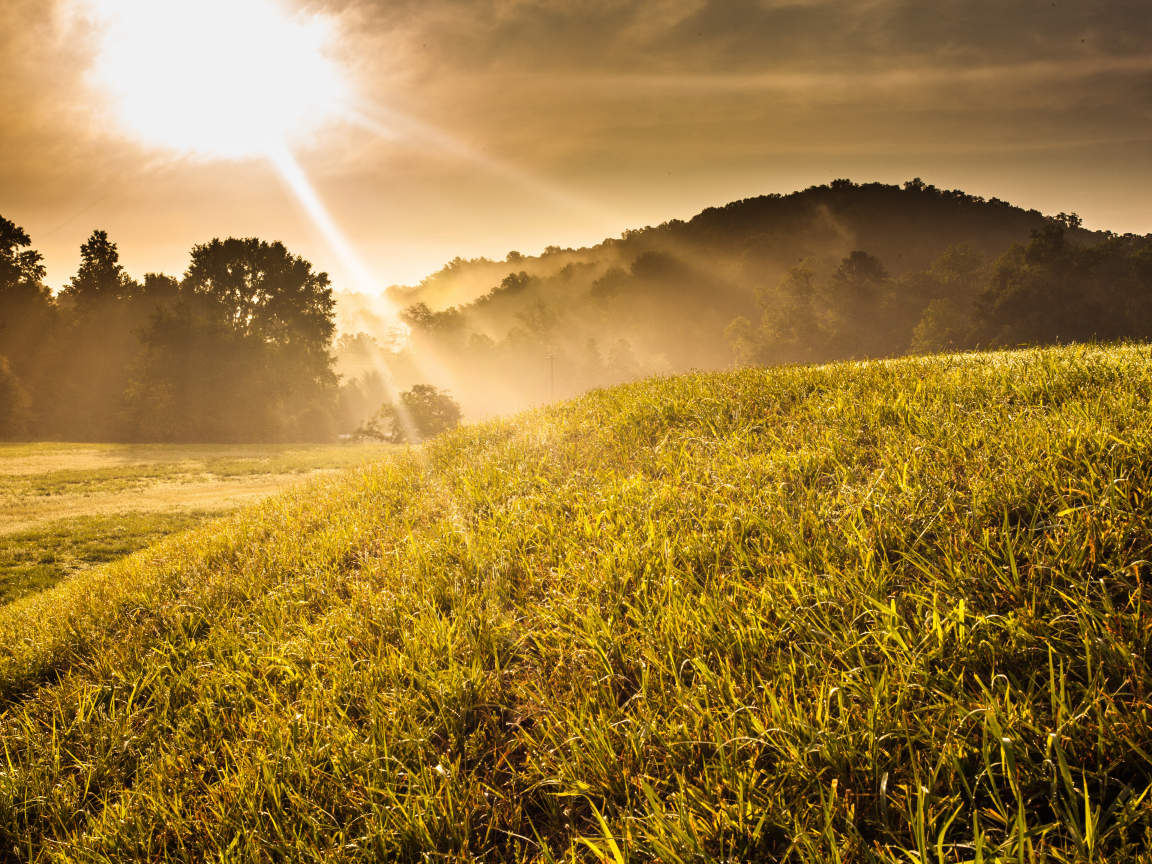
[
  {"left": 0, "top": 218, "right": 364, "bottom": 442},
  {"left": 5, "top": 178, "right": 1152, "bottom": 442},
  {"left": 727, "top": 219, "right": 1152, "bottom": 365}
]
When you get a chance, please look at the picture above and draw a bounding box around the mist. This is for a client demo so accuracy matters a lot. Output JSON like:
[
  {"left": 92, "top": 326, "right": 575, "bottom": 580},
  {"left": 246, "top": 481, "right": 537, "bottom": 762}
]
[
  {"left": 3, "top": 178, "right": 1151, "bottom": 443},
  {"left": 328, "top": 177, "right": 1151, "bottom": 429}
]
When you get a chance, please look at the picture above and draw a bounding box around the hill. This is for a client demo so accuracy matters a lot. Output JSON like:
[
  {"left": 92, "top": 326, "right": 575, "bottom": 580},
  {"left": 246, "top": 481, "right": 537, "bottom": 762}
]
[
  {"left": 337, "top": 179, "right": 1152, "bottom": 418},
  {"left": 1, "top": 344, "right": 1151, "bottom": 860},
  {"left": 5, "top": 180, "right": 1150, "bottom": 441}
]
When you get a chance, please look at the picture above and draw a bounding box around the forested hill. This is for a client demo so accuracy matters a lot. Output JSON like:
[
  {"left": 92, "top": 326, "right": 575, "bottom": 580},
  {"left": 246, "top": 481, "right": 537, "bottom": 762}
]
[
  {"left": 641, "top": 177, "right": 1104, "bottom": 276},
  {"left": 338, "top": 178, "right": 1148, "bottom": 418},
  {"left": 3, "top": 178, "right": 1151, "bottom": 443},
  {"left": 375, "top": 178, "right": 1107, "bottom": 315}
]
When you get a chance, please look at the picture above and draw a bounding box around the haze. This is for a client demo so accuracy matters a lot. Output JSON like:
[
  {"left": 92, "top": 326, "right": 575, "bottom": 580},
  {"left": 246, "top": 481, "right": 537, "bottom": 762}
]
[{"left": 1, "top": 0, "right": 1149, "bottom": 296}]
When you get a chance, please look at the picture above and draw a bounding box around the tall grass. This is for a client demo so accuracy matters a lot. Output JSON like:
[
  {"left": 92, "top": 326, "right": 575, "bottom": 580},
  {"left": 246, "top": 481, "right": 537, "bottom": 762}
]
[{"left": 0, "top": 344, "right": 1151, "bottom": 861}]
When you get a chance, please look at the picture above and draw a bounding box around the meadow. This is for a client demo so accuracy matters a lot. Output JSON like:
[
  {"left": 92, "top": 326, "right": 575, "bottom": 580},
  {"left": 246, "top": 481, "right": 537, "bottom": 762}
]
[
  {"left": 1, "top": 344, "right": 1151, "bottom": 861},
  {"left": 0, "top": 442, "right": 395, "bottom": 604}
]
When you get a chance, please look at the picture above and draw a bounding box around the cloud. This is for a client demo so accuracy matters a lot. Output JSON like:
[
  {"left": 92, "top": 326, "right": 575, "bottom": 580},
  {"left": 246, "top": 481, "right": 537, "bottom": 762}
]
[
  {"left": 315, "top": 0, "right": 1152, "bottom": 163},
  {"left": 332, "top": 0, "right": 1152, "bottom": 73},
  {"left": 1, "top": 0, "right": 1150, "bottom": 290}
]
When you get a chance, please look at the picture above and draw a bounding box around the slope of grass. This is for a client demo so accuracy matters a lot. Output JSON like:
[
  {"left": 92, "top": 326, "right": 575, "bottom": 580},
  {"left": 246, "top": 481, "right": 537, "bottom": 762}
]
[{"left": 1, "top": 345, "right": 1152, "bottom": 861}]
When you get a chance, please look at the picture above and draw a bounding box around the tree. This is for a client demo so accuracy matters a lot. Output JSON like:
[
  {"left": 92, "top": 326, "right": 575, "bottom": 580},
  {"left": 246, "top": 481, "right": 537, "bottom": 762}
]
[
  {"left": 59, "top": 230, "right": 138, "bottom": 308},
  {"left": 399, "top": 302, "right": 467, "bottom": 347},
  {"left": 607, "top": 338, "right": 638, "bottom": 379},
  {"left": 0, "top": 216, "right": 57, "bottom": 434},
  {"left": 127, "top": 238, "right": 339, "bottom": 442},
  {"left": 354, "top": 384, "right": 461, "bottom": 443},
  {"left": 184, "top": 237, "right": 335, "bottom": 363},
  {"left": 829, "top": 250, "right": 889, "bottom": 303},
  {"left": 125, "top": 302, "right": 279, "bottom": 442},
  {"left": 725, "top": 265, "right": 829, "bottom": 365},
  {"left": 0, "top": 356, "right": 31, "bottom": 439},
  {"left": 972, "top": 223, "right": 1145, "bottom": 346},
  {"left": 336, "top": 368, "right": 389, "bottom": 435},
  {"left": 825, "top": 251, "right": 897, "bottom": 357},
  {"left": 580, "top": 338, "right": 606, "bottom": 384},
  {"left": 909, "top": 299, "right": 970, "bottom": 354},
  {"left": 508, "top": 300, "right": 561, "bottom": 347},
  {"left": 46, "top": 230, "right": 157, "bottom": 440},
  {"left": 927, "top": 243, "right": 986, "bottom": 302},
  {"left": 0, "top": 216, "right": 48, "bottom": 304}
]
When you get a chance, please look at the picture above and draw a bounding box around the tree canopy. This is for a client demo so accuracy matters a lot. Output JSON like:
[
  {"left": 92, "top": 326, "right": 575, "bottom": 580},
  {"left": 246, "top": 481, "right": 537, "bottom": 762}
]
[
  {"left": 184, "top": 237, "right": 335, "bottom": 351},
  {"left": 354, "top": 385, "right": 461, "bottom": 444}
]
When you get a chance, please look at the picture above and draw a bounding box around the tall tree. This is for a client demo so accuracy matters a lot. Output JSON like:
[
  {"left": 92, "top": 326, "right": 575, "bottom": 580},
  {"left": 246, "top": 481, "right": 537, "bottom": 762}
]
[
  {"left": 0, "top": 216, "right": 59, "bottom": 436},
  {"left": 184, "top": 238, "right": 334, "bottom": 350},
  {"left": 59, "top": 230, "right": 138, "bottom": 309},
  {"left": 128, "top": 238, "right": 338, "bottom": 441},
  {"left": 51, "top": 230, "right": 152, "bottom": 440}
]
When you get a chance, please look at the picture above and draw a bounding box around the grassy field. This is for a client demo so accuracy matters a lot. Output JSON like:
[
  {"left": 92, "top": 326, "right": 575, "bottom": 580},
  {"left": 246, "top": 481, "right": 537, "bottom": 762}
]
[
  {"left": 0, "top": 442, "right": 395, "bottom": 604},
  {"left": 1, "top": 344, "right": 1152, "bottom": 861}
]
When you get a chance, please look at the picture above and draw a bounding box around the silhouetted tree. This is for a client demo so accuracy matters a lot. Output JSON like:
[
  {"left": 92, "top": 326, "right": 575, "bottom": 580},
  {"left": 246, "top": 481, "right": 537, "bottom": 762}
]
[
  {"left": 400, "top": 302, "right": 467, "bottom": 347},
  {"left": 60, "top": 230, "right": 139, "bottom": 309},
  {"left": 0, "top": 216, "right": 57, "bottom": 433},
  {"left": 354, "top": 384, "right": 460, "bottom": 443},
  {"left": 184, "top": 237, "right": 335, "bottom": 371},
  {"left": 127, "top": 237, "right": 338, "bottom": 441},
  {"left": 0, "top": 356, "right": 31, "bottom": 439},
  {"left": 973, "top": 223, "right": 1148, "bottom": 346},
  {"left": 49, "top": 230, "right": 155, "bottom": 439}
]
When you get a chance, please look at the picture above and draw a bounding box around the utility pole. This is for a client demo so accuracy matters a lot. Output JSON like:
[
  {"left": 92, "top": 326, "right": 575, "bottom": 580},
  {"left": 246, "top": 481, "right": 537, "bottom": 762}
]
[{"left": 547, "top": 354, "right": 555, "bottom": 403}]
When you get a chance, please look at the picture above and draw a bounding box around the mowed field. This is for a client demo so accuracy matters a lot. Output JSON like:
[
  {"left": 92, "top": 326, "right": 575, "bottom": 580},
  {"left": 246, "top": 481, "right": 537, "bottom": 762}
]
[{"left": 0, "top": 442, "right": 396, "bottom": 604}]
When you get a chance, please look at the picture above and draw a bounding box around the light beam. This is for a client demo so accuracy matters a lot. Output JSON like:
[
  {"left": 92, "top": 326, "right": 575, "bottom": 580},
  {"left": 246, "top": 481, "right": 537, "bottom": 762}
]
[{"left": 267, "top": 142, "right": 391, "bottom": 306}]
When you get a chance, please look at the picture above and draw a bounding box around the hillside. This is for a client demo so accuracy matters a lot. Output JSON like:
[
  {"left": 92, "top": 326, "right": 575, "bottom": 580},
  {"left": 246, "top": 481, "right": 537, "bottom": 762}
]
[
  {"left": 6, "top": 181, "right": 1150, "bottom": 443},
  {"left": 1, "top": 344, "right": 1151, "bottom": 860},
  {"left": 336, "top": 179, "right": 1152, "bottom": 419}
]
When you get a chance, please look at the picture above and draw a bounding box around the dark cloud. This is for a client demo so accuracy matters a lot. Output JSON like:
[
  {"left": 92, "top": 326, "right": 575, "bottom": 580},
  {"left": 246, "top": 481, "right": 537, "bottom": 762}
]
[{"left": 338, "top": 0, "right": 1152, "bottom": 73}]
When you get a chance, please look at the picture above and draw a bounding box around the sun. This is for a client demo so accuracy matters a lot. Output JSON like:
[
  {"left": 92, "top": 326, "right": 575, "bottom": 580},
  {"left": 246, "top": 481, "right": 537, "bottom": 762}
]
[{"left": 86, "top": 0, "right": 350, "bottom": 159}]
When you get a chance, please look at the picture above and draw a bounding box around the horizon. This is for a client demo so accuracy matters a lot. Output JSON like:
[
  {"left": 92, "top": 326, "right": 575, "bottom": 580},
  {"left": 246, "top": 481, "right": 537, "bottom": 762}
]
[{"left": 20, "top": 176, "right": 1110, "bottom": 300}]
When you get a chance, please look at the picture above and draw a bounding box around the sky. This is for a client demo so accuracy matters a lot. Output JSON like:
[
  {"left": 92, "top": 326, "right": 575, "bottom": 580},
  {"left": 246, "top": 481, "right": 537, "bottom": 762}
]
[{"left": 2, "top": 0, "right": 1150, "bottom": 296}]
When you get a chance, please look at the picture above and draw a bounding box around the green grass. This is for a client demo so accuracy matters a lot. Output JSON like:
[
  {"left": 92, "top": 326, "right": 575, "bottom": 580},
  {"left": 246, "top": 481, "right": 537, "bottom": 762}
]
[
  {"left": 0, "top": 442, "right": 398, "bottom": 498},
  {"left": 0, "top": 511, "right": 225, "bottom": 605},
  {"left": 1, "top": 344, "right": 1152, "bottom": 861}
]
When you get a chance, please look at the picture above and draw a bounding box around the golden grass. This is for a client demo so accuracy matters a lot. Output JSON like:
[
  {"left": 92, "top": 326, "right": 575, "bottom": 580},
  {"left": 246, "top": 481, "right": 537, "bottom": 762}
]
[{"left": 1, "top": 346, "right": 1151, "bottom": 861}]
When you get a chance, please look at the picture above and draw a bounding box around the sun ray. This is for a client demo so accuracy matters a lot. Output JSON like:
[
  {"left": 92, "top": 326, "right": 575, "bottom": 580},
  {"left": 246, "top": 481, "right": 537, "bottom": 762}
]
[
  {"left": 266, "top": 142, "right": 390, "bottom": 304},
  {"left": 362, "top": 351, "right": 420, "bottom": 444},
  {"left": 340, "top": 105, "right": 616, "bottom": 225}
]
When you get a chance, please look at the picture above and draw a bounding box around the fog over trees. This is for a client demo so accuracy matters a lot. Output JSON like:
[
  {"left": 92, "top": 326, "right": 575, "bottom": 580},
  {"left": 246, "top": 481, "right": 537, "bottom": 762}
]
[{"left": 2, "top": 180, "right": 1151, "bottom": 442}]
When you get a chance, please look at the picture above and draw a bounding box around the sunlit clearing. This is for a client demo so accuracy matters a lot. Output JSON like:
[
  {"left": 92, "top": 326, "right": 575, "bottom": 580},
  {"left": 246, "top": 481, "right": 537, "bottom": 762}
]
[{"left": 85, "top": 0, "right": 349, "bottom": 159}]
